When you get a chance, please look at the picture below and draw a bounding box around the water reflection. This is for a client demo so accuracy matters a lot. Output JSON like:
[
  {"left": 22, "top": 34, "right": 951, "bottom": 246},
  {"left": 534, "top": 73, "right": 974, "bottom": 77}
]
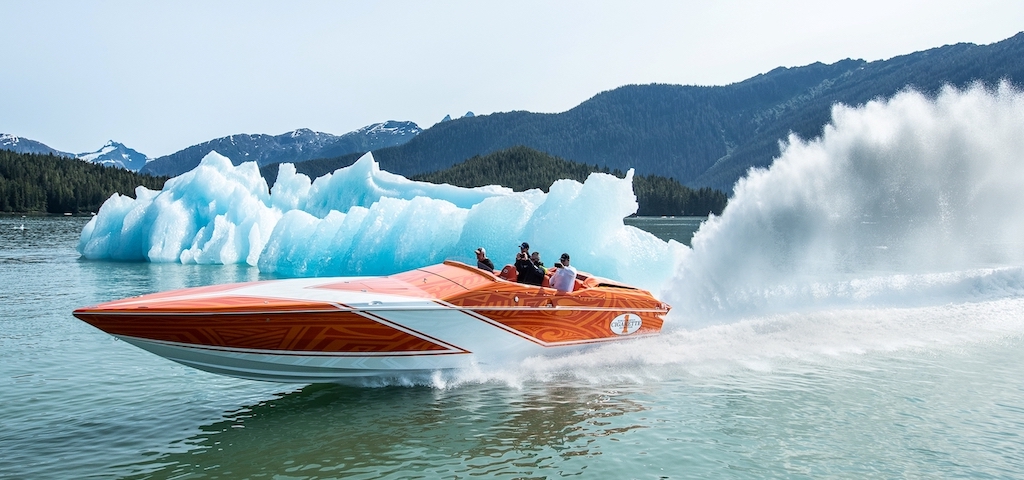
[
  {"left": 118, "top": 382, "right": 650, "bottom": 479},
  {"left": 75, "top": 260, "right": 268, "bottom": 303}
]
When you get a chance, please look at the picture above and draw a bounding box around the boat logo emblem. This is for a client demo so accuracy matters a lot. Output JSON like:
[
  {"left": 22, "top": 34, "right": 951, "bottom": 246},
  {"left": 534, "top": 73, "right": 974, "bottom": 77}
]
[{"left": 610, "top": 313, "right": 642, "bottom": 335}]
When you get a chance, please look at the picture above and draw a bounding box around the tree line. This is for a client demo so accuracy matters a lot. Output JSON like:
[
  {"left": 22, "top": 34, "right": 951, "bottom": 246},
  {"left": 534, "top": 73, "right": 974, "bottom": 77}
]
[
  {"left": 2, "top": 147, "right": 724, "bottom": 216},
  {"left": 410, "top": 146, "right": 727, "bottom": 216},
  {"left": 0, "top": 150, "right": 167, "bottom": 214}
]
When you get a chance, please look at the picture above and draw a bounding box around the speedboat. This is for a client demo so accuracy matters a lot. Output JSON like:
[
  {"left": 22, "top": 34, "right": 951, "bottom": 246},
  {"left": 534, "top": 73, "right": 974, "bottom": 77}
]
[{"left": 73, "top": 260, "right": 670, "bottom": 383}]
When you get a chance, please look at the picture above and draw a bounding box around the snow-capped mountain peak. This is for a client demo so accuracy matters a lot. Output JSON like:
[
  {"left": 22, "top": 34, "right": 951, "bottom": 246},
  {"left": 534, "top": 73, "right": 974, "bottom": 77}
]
[
  {"left": 76, "top": 140, "right": 149, "bottom": 171},
  {"left": 358, "top": 120, "right": 422, "bottom": 137},
  {"left": 140, "top": 120, "right": 422, "bottom": 177}
]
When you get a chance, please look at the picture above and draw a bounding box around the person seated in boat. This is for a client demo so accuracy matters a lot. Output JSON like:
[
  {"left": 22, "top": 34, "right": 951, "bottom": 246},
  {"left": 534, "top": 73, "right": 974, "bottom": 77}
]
[
  {"left": 475, "top": 247, "right": 494, "bottom": 271},
  {"left": 515, "top": 250, "right": 544, "bottom": 285},
  {"left": 533, "top": 252, "right": 553, "bottom": 287},
  {"left": 549, "top": 253, "right": 578, "bottom": 293},
  {"left": 512, "top": 242, "right": 535, "bottom": 279},
  {"left": 530, "top": 251, "right": 545, "bottom": 269}
]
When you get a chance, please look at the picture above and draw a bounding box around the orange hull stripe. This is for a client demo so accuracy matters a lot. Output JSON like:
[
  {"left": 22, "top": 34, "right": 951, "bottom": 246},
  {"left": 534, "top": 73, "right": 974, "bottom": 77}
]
[
  {"left": 76, "top": 311, "right": 451, "bottom": 353},
  {"left": 87, "top": 295, "right": 340, "bottom": 314}
]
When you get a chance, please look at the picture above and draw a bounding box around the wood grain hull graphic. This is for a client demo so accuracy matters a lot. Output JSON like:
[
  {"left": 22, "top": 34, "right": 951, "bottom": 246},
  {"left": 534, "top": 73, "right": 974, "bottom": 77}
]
[{"left": 73, "top": 261, "right": 671, "bottom": 383}]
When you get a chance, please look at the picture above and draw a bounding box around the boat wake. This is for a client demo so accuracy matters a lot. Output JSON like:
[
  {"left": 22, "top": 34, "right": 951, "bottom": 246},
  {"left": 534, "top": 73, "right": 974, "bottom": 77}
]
[{"left": 664, "top": 83, "right": 1024, "bottom": 326}]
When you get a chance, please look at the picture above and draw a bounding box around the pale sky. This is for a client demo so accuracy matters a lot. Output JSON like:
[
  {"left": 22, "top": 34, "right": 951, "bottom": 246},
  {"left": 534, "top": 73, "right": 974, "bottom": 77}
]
[{"left": 2, "top": 0, "right": 1022, "bottom": 158}]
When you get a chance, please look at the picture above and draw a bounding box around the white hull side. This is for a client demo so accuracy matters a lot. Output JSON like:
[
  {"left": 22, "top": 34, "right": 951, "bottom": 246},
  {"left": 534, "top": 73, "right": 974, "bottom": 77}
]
[
  {"left": 116, "top": 307, "right": 591, "bottom": 383},
  {"left": 118, "top": 336, "right": 476, "bottom": 384}
]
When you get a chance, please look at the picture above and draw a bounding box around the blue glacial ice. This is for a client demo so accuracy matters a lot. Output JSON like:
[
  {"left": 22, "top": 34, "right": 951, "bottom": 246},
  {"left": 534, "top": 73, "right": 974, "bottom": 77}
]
[{"left": 78, "top": 152, "right": 686, "bottom": 291}]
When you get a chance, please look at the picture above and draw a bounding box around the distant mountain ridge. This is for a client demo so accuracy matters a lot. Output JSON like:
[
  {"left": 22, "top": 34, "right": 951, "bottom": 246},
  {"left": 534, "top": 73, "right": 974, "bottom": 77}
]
[
  {"left": 1, "top": 134, "right": 71, "bottom": 157},
  {"left": 372, "top": 32, "right": 1024, "bottom": 191},
  {"left": 6, "top": 32, "right": 1023, "bottom": 191},
  {"left": 2, "top": 121, "right": 422, "bottom": 175},
  {"left": 1, "top": 134, "right": 149, "bottom": 170},
  {"left": 140, "top": 120, "right": 421, "bottom": 177}
]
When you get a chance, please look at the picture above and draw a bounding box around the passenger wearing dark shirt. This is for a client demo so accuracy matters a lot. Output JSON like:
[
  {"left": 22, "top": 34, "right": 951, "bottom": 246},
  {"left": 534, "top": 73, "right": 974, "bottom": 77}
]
[
  {"left": 530, "top": 251, "right": 545, "bottom": 269},
  {"left": 515, "top": 251, "right": 544, "bottom": 285},
  {"left": 475, "top": 247, "right": 494, "bottom": 271}
]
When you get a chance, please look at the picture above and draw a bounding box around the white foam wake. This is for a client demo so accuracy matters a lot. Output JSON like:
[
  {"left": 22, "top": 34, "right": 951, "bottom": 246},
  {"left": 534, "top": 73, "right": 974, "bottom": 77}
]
[{"left": 665, "top": 83, "right": 1024, "bottom": 325}]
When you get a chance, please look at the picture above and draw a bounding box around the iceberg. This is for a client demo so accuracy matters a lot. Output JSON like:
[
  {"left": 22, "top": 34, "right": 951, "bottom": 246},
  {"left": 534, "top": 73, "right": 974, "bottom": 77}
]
[{"left": 78, "top": 151, "right": 685, "bottom": 291}]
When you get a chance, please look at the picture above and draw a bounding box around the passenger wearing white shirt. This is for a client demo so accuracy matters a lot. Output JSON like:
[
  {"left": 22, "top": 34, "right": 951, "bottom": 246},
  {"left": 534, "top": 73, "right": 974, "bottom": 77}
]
[{"left": 549, "top": 253, "right": 577, "bottom": 294}]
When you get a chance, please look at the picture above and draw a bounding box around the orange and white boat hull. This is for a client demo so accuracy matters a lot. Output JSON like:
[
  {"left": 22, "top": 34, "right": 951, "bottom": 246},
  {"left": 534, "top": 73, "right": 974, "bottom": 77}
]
[{"left": 73, "top": 262, "right": 670, "bottom": 383}]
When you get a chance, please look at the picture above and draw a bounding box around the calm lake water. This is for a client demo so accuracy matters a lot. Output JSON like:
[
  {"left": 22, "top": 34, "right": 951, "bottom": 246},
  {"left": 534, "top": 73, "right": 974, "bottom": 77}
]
[{"left": 2, "top": 215, "right": 1023, "bottom": 479}]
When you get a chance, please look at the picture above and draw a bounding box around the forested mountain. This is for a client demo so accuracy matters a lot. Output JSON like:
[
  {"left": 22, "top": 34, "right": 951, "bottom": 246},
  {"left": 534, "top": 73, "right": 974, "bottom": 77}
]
[
  {"left": 373, "top": 33, "right": 1024, "bottom": 191},
  {"left": 0, "top": 150, "right": 166, "bottom": 214},
  {"left": 141, "top": 121, "right": 421, "bottom": 177},
  {"left": 410, "top": 146, "right": 727, "bottom": 216}
]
